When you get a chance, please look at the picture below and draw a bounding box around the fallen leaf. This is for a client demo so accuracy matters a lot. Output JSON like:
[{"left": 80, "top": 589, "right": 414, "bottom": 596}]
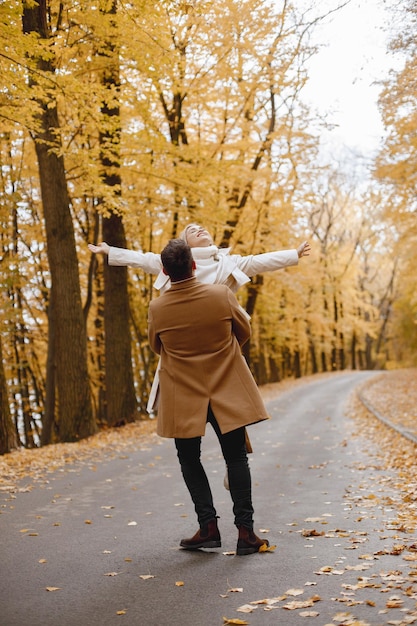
[
  {"left": 332, "top": 612, "right": 354, "bottom": 623},
  {"left": 139, "top": 574, "right": 155, "bottom": 580},
  {"left": 45, "top": 587, "right": 61, "bottom": 592},
  {"left": 104, "top": 572, "right": 118, "bottom": 577},
  {"left": 283, "top": 596, "right": 320, "bottom": 610},
  {"left": 175, "top": 581, "right": 184, "bottom": 587},
  {"left": 84, "top": 520, "right": 92, "bottom": 524},
  {"left": 283, "top": 600, "right": 314, "bottom": 610},
  {"left": 285, "top": 589, "right": 304, "bottom": 596},
  {"left": 38, "top": 559, "right": 47, "bottom": 564},
  {"left": 237, "top": 604, "right": 256, "bottom": 613},
  {"left": 259, "top": 543, "right": 276, "bottom": 553},
  {"left": 116, "top": 610, "right": 127, "bottom": 615},
  {"left": 301, "top": 529, "right": 325, "bottom": 537},
  {"left": 127, "top": 521, "right": 137, "bottom": 526},
  {"left": 222, "top": 618, "right": 248, "bottom": 625},
  {"left": 299, "top": 611, "right": 319, "bottom": 617},
  {"left": 250, "top": 596, "right": 285, "bottom": 606}
]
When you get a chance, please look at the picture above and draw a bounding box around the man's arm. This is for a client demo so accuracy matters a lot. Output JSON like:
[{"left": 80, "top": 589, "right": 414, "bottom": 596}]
[
  {"left": 227, "top": 289, "right": 251, "bottom": 346},
  {"left": 147, "top": 306, "right": 162, "bottom": 355}
]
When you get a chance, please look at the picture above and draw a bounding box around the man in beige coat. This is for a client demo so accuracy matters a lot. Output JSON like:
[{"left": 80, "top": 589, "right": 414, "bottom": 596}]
[{"left": 148, "top": 239, "right": 270, "bottom": 555}]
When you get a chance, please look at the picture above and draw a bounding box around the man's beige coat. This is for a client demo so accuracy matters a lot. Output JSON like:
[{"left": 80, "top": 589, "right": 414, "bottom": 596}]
[{"left": 148, "top": 277, "right": 269, "bottom": 439}]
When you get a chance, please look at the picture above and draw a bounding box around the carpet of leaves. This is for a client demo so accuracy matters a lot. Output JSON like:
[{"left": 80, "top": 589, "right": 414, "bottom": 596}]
[
  {"left": 349, "top": 368, "right": 417, "bottom": 536},
  {"left": 0, "top": 417, "right": 158, "bottom": 490},
  {"left": 343, "top": 368, "right": 417, "bottom": 626},
  {"left": 359, "top": 368, "right": 417, "bottom": 437}
]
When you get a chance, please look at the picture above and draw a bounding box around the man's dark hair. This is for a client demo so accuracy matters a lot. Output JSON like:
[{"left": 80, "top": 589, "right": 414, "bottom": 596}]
[{"left": 161, "top": 238, "right": 194, "bottom": 282}]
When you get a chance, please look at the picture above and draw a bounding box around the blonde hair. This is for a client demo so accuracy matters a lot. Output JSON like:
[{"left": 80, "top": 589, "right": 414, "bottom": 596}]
[{"left": 178, "top": 223, "right": 199, "bottom": 244}]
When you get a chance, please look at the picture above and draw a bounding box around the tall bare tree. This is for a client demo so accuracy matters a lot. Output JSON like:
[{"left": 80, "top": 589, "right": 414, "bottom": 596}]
[
  {"left": 22, "top": 0, "right": 95, "bottom": 442},
  {"left": 0, "top": 335, "right": 18, "bottom": 455},
  {"left": 97, "top": 0, "right": 138, "bottom": 426}
]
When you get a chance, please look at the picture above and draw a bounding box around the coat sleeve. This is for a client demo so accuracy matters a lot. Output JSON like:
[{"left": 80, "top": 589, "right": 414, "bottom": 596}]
[
  {"left": 147, "top": 306, "right": 162, "bottom": 355},
  {"left": 227, "top": 289, "right": 251, "bottom": 347},
  {"left": 108, "top": 246, "right": 163, "bottom": 275},
  {"left": 231, "top": 249, "right": 299, "bottom": 277}
]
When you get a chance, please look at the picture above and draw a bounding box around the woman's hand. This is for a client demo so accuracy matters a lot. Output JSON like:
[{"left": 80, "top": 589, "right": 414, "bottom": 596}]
[
  {"left": 88, "top": 242, "right": 110, "bottom": 255},
  {"left": 297, "top": 241, "right": 311, "bottom": 258}
]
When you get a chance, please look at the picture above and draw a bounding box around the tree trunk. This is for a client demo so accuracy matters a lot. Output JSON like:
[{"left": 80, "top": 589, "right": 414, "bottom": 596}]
[
  {"left": 241, "top": 275, "right": 264, "bottom": 365},
  {"left": 23, "top": 2, "right": 95, "bottom": 442},
  {"left": 321, "top": 349, "right": 327, "bottom": 372},
  {"left": 41, "top": 288, "right": 57, "bottom": 445},
  {"left": 309, "top": 340, "right": 318, "bottom": 374},
  {"left": 268, "top": 356, "right": 280, "bottom": 383},
  {"left": 98, "top": 0, "right": 138, "bottom": 425},
  {"left": 351, "top": 332, "right": 357, "bottom": 370},
  {"left": 0, "top": 335, "right": 19, "bottom": 455},
  {"left": 103, "top": 215, "right": 138, "bottom": 425},
  {"left": 293, "top": 350, "right": 301, "bottom": 378}
]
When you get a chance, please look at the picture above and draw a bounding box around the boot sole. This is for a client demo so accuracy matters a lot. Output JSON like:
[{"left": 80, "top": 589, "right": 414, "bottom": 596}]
[
  {"left": 180, "top": 540, "right": 221, "bottom": 550},
  {"left": 236, "top": 546, "right": 259, "bottom": 555}
]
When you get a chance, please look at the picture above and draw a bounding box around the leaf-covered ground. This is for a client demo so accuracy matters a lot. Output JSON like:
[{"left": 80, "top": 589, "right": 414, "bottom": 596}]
[
  {"left": 1, "top": 369, "right": 416, "bottom": 625},
  {"left": 359, "top": 368, "right": 417, "bottom": 437},
  {"left": 348, "top": 368, "right": 417, "bottom": 537}
]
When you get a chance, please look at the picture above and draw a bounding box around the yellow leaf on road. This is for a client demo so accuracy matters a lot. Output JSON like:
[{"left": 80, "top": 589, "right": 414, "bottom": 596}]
[
  {"left": 237, "top": 605, "right": 255, "bottom": 613},
  {"left": 285, "top": 589, "right": 304, "bottom": 596},
  {"left": 223, "top": 618, "right": 248, "bottom": 625},
  {"left": 259, "top": 543, "right": 276, "bottom": 553},
  {"left": 299, "top": 611, "right": 319, "bottom": 617}
]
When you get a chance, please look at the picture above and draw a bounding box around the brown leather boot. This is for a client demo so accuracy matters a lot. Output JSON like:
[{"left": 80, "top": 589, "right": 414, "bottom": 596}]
[
  {"left": 180, "top": 519, "right": 221, "bottom": 550},
  {"left": 236, "top": 525, "right": 269, "bottom": 555}
]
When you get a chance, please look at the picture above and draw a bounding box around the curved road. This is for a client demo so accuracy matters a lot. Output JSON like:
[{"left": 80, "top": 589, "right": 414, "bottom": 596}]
[{"left": 1, "top": 371, "right": 415, "bottom": 625}]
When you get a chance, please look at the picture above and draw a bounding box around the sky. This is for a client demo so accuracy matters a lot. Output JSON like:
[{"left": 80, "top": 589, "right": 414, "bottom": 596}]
[{"left": 301, "top": 0, "right": 401, "bottom": 159}]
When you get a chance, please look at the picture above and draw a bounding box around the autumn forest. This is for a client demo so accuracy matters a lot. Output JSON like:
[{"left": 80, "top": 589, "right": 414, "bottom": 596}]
[{"left": 0, "top": 0, "right": 416, "bottom": 453}]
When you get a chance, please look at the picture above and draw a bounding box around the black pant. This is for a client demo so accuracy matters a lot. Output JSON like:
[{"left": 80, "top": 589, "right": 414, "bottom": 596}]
[{"left": 174, "top": 405, "right": 254, "bottom": 529}]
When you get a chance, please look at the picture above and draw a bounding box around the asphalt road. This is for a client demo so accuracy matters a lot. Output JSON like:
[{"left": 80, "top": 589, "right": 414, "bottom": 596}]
[{"left": 1, "top": 371, "right": 416, "bottom": 626}]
